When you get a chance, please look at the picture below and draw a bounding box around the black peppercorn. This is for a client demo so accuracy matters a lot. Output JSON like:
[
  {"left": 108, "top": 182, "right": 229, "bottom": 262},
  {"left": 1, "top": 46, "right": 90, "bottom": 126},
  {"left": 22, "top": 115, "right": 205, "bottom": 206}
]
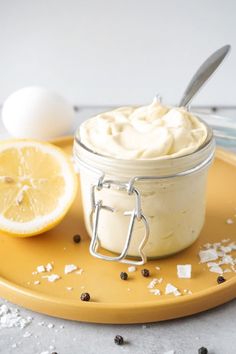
[
  {"left": 141, "top": 269, "right": 150, "bottom": 277},
  {"left": 73, "top": 234, "right": 81, "bottom": 243},
  {"left": 198, "top": 347, "right": 208, "bottom": 354},
  {"left": 80, "top": 292, "right": 90, "bottom": 301},
  {"left": 114, "top": 335, "right": 124, "bottom": 345},
  {"left": 51, "top": 352, "right": 58, "bottom": 354},
  {"left": 217, "top": 275, "right": 226, "bottom": 284},
  {"left": 120, "top": 272, "right": 128, "bottom": 280}
]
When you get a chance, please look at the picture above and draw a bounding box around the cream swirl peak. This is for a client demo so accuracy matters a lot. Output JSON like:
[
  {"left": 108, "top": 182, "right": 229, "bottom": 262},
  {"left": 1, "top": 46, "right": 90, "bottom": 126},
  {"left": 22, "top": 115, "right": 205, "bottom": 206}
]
[{"left": 79, "top": 98, "right": 207, "bottom": 160}]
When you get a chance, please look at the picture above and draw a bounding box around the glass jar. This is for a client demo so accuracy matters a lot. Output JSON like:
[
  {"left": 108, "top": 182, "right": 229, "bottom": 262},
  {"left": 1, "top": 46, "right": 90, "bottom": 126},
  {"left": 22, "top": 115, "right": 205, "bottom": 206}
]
[{"left": 73, "top": 118, "right": 215, "bottom": 265}]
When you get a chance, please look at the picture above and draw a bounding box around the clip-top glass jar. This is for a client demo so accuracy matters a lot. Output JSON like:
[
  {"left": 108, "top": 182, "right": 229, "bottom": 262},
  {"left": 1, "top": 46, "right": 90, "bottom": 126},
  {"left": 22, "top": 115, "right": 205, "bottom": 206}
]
[{"left": 73, "top": 118, "right": 215, "bottom": 265}]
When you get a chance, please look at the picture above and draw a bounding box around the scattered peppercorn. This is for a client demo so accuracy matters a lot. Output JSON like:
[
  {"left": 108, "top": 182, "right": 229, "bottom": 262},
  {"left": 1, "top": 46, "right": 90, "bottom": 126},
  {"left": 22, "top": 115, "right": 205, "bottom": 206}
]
[
  {"left": 120, "top": 272, "right": 128, "bottom": 280},
  {"left": 73, "top": 234, "right": 81, "bottom": 243},
  {"left": 51, "top": 352, "right": 58, "bottom": 354},
  {"left": 217, "top": 275, "right": 226, "bottom": 284},
  {"left": 114, "top": 335, "right": 124, "bottom": 345},
  {"left": 198, "top": 347, "right": 208, "bottom": 354},
  {"left": 141, "top": 269, "right": 150, "bottom": 277},
  {"left": 80, "top": 292, "right": 90, "bottom": 301}
]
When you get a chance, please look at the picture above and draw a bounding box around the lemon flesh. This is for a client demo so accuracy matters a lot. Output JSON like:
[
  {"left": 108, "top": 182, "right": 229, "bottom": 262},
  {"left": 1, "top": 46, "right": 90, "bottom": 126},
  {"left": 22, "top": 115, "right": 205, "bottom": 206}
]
[{"left": 0, "top": 140, "right": 77, "bottom": 237}]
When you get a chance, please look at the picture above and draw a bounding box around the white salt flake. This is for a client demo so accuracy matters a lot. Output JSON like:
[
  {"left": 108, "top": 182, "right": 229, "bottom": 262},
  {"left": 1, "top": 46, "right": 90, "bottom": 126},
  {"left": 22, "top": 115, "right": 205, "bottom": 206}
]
[
  {"left": 0, "top": 304, "right": 8, "bottom": 315},
  {"left": 11, "top": 343, "right": 17, "bottom": 348},
  {"left": 32, "top": 271, "right": 37, "bottom": 275},
  {"left": 226, "top": 218, "right": 234, "bottom": 224},
  {"left": 0, "top": 304, "right": 32, "bottom": 329},
  {"left": 40, "top": 351, "right": 49, "bottom": 354},
  {"left": 213, "top": 242, "right": 221, "bottom": 249},
  {"left": 76, "top": 268, "right": 84, "bottom": 275},
  {"left": 217, "top": 251, "right": 225, "bottom": 257},
  {"left": 229, "top": 242, "right": 236, "bottom": 250},
  {"left": 46, "top": 263, "right": 53, "bottom": 272},
  {"left": 38, "top": 321, "right": 45, "bottom": 326},
  {"left": 23, "top": 331, "right": 32, "bottom": 338},
  {"left": 164, "top": 351, "right": 175, "bottom": 354},
  {"left": 155, "top": 266, "right": 161, "bottom": 270},
  {"left": 174, "top": 291, "right": 181, "bottom": 297},
  {"left": 199, "top": 249, "right": 218, "bottom": 263},
  {"left": 149, "top": 289, "right": 161, "bottom": 296},
  {"left": 203, "top": 243, "right": 212, "bottom": 249},
  {"left": 165, "top": 283, "right": 181, "bottom": 296},
  {"left": 66, "top": 287, "right": 73, "bottom": 291},
  {"left": 47, "top": 323, "right": 54, "bottom": 329},
  {"left": 221, "top": 255, "right": 234, "bottom": 265},
  {"left": 220, "top": 246, "right": 232, "bottom": 253},
  {"left": 177, "top": 264, "right": 192, "bottom": 279},
  {"left": 207, "top": 262, "right": 219, "bottom": 267},
  {"left": 203, "top": 242, "right": 212, "bottom": 249},
  {"left": 231, "top": 265, "right": 236, "bottom": 272},
  {"left": 37, "top": 265, "right": 46, "bottom": 273},
  {"left": 222, "top": 238, "right": 230, "bottom": 243},
  {"left": 128, "top": 266, "right": 136, "bottom": 272},
  {"left": 64, "top": 264, "right": 78, "bottom": 274},
  {"left": 209, "top": 265, "right": 223, "bottom": 274},
  {"left": 34, "top": 280, "right": 40, "bottom": 285},
  {"left": 200, "top": 238, "right": 236, "bottom": 277},
  {"left": 147, "top": 278, "right": 158, "bottom": 289},
  {"left": 43, "top": 274, "right": 60, "bottom": 282}
]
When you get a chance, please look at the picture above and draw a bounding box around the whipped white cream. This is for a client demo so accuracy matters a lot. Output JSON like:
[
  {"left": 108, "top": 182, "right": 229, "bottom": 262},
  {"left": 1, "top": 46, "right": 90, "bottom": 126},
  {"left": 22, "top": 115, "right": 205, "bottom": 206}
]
[{"left": 80, "top": 98, "right": 207, "bottom": 159}]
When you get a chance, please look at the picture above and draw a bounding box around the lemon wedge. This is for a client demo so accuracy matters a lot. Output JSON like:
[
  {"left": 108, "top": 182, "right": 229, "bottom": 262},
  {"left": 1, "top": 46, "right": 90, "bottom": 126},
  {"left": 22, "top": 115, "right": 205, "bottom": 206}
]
[{"left": 0, "top": 140, "right": 77, "bottom": 237}]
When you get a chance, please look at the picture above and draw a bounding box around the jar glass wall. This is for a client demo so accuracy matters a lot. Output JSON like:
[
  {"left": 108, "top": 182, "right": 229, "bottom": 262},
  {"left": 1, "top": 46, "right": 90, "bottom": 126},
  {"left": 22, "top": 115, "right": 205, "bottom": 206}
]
[{"left": 74, "top": 119, "right": 215, "bottom": 261}]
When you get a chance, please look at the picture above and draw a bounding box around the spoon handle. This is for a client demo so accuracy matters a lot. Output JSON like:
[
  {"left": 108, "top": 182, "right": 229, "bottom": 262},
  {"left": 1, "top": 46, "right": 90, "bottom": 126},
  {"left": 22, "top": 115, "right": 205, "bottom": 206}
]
[{"left": 179, "top": 45, "right": 231, "bottom": 108}]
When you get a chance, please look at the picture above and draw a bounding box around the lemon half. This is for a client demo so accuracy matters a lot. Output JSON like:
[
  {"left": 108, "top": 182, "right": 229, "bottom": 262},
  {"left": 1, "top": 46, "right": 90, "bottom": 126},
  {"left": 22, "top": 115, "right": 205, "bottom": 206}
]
[{"left": 0, "top": 139, "right": 77, "bottom": 237}]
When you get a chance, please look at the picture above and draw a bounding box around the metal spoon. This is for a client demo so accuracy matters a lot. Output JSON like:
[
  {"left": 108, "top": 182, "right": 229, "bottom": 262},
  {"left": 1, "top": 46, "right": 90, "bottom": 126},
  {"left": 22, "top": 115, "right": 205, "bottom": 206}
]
[{"left": 179, "top": 45, "right": 231, "bottom": 108}]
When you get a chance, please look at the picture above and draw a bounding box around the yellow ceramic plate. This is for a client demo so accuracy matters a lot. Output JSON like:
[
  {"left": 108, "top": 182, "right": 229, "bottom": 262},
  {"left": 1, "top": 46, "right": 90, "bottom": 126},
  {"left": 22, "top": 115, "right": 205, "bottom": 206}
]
[{"left": 0, "top": 137, "right": 236, "bottom": 324}]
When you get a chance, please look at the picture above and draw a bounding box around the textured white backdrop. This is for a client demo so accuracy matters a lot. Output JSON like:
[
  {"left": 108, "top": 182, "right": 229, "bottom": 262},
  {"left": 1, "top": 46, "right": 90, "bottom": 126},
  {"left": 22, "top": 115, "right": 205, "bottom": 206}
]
[{"left": 0, "top": 0, "right": 235, "bottom": 106}]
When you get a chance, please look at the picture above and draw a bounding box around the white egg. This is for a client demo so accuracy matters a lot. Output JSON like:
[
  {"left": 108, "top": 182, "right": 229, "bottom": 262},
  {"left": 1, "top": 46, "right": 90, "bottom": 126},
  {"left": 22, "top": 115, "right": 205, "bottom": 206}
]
[{"left": 1, "top": 87, "right": 75, "bottom": 139}]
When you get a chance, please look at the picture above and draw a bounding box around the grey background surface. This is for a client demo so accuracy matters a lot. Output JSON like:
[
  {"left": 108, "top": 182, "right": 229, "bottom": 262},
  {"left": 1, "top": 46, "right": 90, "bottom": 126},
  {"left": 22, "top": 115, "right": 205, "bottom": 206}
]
[{"left": 0, "top": 0, "right": 235, "bottom": 106}]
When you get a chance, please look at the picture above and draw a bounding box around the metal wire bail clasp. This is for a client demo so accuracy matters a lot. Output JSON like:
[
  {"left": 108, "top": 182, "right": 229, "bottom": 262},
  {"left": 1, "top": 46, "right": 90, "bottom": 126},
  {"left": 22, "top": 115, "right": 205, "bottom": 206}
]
[{"left": 89, "top": 180, "right": 150, "bottom": 265}]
